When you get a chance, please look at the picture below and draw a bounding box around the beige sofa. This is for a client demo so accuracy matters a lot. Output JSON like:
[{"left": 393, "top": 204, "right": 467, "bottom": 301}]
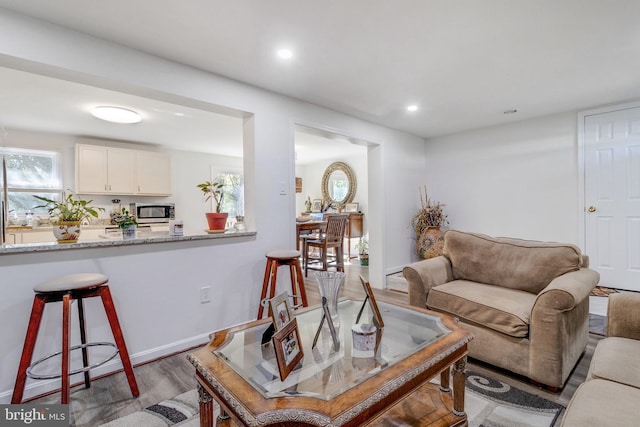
[
  {"left": 560, "top": 292, "right": 640, "bottom": 426},
  {"left": 403, "top": 230, "right": 600, "bottom": 388}
]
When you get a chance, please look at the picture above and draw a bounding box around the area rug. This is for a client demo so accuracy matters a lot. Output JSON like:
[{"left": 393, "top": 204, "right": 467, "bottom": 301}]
[
  {"left": 100, "top": 389, "right": 203, "bottom": 427},
  {"left": 103, "top": 370, "right": 563, "bottom": 427},
  {"left": 465, "top": 370, "right": 564, "bottom": 427}
]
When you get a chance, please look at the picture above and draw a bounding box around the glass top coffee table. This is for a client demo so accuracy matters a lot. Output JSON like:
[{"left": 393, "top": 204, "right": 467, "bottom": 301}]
[{"left": 188, "top": 299, "right": 472, "bottom": 426}]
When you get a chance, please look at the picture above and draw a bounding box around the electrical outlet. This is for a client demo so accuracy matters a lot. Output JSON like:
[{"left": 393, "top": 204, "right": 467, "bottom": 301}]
[{"left": 200, "top": 286, "right": 211, "bottom": 303}]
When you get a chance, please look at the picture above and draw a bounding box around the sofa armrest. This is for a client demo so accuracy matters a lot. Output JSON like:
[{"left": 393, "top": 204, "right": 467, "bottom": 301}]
[
  {"left": 403, "top": 256, "right": 453, "bottom": 308},
  {"left": 529, "top": 268, "right": 599, "bottom": 387},
  {"left": 534, "top": 268, "right": 600, "bottom": 311},
  {"left": 607, "top": 292, "right": 640, "bottom": 340}
]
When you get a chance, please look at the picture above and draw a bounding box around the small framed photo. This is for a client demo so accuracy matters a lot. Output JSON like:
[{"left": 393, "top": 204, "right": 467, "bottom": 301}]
[
  {"left": 268, "top": 292, "right": 293, "bottom": 331},
  {"left": 357, "top": 276, "right": 385, "bottom": 328},
  {"left": 312, "top": 199, "right": 323, "bottom": 213},
  {"left": 345, "top": 202, "right": 359, "bottom": 213},
  {"left": 273, "top": 318, "right": 304, "bottom": 380}
]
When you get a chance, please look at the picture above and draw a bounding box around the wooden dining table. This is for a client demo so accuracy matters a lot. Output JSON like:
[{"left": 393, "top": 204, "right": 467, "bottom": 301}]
[{"left": 295, "top": 219, "right": 326, "bottom": 250}]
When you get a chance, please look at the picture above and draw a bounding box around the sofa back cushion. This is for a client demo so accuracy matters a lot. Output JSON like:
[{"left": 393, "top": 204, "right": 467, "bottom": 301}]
[{"left": 443, "top": 230, "right": 582, "bottom": 294}]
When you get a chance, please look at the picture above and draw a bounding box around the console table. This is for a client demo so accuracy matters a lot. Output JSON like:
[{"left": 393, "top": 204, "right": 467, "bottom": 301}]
[{"left": 345, "top": 212, "right": 364, "bottom": 258}]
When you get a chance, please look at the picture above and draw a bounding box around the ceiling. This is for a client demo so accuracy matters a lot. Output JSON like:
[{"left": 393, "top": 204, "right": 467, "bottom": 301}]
[{"left": 0, "top": 1, "right": 639, "bottom": 144}]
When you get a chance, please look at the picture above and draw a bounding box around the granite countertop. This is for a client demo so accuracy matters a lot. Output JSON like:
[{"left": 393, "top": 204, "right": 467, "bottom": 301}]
[{"left": 0, "top": 230, "right": 256, "bottom": 254}]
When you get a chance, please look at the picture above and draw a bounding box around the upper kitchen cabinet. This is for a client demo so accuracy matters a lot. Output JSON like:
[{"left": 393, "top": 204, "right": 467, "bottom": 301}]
[
  {"left": 76, "top": 144, "right": 136, "bottom": 194},
  {"left": 135, "top": 151, "right": 172, "bottom": 196},
  {"left": 76, "top": 144, "right": 171, "bottom": 196}
]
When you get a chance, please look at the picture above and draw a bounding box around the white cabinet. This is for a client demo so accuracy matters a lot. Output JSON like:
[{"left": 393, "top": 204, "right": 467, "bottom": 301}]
[
  {"left": 135, "top": 151, "right": 172, "bottom": 196},
  {"left": 107, "top": 148, "right": 136, "bottom": 194},
  {"left": 76, "top": 144, "right": 171, "bottom": 196},
  {"left": 20, "top": 231, "right": 56, "bottom": 244},
  {"left": 78, "top": 228, "right": 104, "bottom": 241},
  {"left": 76, "top": 145, "right": 136, "bottom": 194},
  {"left": 76, "top": 145, "right": 109, "bottom": 194}
]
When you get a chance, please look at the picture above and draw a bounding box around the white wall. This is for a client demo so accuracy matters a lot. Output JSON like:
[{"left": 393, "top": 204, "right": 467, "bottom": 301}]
[
  {"left": 0, "top": 8, "right": 425, "bottom": 401},
  {"left": 423, "top": 112, "right": 581, "bottom": 245}
]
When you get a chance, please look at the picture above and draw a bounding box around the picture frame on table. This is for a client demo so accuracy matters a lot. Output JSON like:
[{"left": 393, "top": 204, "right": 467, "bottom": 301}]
[
  {"left": 311, "top": 199, "right": 323, "bottom": 212},
  {"left": 273, "top": 317, "right": 304, "bottom": 380},
  {"left": 345, "top": 202, "right": 359, "bottom": 213},
  {"left": 268, "top": 292, "right": 293, "bottom": 332},
  {"left": 356, "top": 275, "right": 385, "bottom": 328}
]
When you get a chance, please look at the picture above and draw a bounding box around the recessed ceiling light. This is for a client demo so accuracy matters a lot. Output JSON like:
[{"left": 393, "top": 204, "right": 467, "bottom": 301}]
[
  {"left": 277, "top": 48, "right": 293, "bottom": 59},
  {"left": 91, "top": 106, "right": 141, "bottom": 124},
  {"left": 407, "top": 105, "right": 419, "bottom": 112}
]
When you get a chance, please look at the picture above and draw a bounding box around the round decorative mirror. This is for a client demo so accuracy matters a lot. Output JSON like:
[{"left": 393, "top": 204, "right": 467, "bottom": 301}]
[{"left": 321, "top": 162, "right": 357, "bottom": 206}]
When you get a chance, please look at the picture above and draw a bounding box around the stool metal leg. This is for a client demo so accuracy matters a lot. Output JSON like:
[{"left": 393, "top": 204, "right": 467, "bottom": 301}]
[
  {"left": 61, "top": 292, "right": 72, "bottom": 404},
  {"left": 12, "top": 294, "right": 47, "bottom": 404},
  {"left": 257, "top": 261, "right": 273, "bottom": 319},
  {"left": 77, "top": 297, "right": 91, "bottom": 389},
  {"left": 98, "top": 286, "right": 139, "bottom": 397}
]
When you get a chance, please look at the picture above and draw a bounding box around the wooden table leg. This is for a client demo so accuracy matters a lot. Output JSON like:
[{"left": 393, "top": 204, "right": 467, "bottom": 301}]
[
  {"left": 451, "top": 356, "right": 467, "bottom": 417},
  {"left": 197, "top": 383, "right": 215, "bottom": 427},
  {"left": 439, "top": 366, "right": 451, "bottom": 393}
]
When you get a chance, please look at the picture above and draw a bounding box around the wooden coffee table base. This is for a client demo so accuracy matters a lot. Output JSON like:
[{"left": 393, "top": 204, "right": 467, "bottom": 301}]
[{"left": 196, "top": 357, "right": 468, "bottom": 427}]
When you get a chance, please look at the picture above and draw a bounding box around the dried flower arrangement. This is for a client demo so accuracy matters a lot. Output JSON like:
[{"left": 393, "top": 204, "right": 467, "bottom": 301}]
[{"left": 412, "top": 185, "right": 448, "bottom": 236}]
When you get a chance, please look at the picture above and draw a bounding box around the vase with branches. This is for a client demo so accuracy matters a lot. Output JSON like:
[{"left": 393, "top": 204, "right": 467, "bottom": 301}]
[{"left": 412, "top": 186, "right": 448, "bottom": 259}]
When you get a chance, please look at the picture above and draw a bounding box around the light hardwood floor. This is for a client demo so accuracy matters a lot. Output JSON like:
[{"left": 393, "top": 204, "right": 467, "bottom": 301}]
[{"left": 28, "top": 262, "right": 599, "bottom": 426}]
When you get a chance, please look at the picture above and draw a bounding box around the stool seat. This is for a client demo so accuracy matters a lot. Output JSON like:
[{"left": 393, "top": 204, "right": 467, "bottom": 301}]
[
  {"left": 34, "top": 273, "right": 108, "bottom": 293},
  {"left": 266, "top": 249, "right": 301, "bottom": 259},
  {"left": 257, "top": 250, "right": 308, "bottom": 319},
  {"left": 13, "top": 274, "right": 138, "bottom": 404}
]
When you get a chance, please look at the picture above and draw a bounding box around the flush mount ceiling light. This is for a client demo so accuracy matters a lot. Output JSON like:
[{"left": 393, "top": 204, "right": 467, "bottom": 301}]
[
  {"left": 91, "top": 106, "right": 142, "bottom": 124},
  {"left": 277, "top": 48, "right": 293, "bottom": 59},
  {"left": 407, "top": 105, "right": 419, "bottom": 112}
]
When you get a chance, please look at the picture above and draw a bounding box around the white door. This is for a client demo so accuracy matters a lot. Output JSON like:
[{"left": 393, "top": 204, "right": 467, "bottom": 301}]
[{"left": 584, "top": 106, "right": 640, "bottom": 291}]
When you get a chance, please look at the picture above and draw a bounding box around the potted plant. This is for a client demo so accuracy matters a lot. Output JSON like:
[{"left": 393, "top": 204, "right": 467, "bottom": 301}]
[
  {"left": 197, "top": 179, "right": 228, "bottom": 232},
  {"left": 355, "top": 237, "right": 369, "bottom": 266},
  {"left": 33, "top": 192, "right": 104, "bottom": 243},
  {"left": 113, "top": 207, "right": 138, "bottom": 240},
  {"left": 412, "top": 185, "right": 448, "bottom": 259}
]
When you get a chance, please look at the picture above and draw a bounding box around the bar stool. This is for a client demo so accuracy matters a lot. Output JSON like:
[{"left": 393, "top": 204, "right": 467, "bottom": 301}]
[
  {"left": 12, "top": 273, "right": 139, "bottom": 404},
  {"left": 257, "top": 250, "right": 308, "bottom": 319}
]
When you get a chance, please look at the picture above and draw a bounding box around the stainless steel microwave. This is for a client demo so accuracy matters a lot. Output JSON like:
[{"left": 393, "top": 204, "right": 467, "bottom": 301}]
[{"left": 130, "top": 203, "right": 175, "bottom": 223}]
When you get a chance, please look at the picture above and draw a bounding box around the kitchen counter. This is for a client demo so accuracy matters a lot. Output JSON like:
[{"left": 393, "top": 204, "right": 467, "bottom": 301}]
[{"left": 0, "top": 229, "right": 256, "bottom": 254}]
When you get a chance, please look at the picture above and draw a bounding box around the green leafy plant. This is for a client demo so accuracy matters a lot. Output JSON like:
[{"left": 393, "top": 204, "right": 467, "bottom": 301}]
[
  {"left": 197, "top": 179, "right": 225, "bottom": 213},
  {"left": 355, "top": 237, "right": 369, "bottom": 255},
  {"left": 412, "top": 185, "right": 448, "bottom": 236},
  {"left": 113, "top": 207, "right": 138, "bottom": 229},
  {"left": 33, "top": 192, "right": 104, "bottom": 224}
]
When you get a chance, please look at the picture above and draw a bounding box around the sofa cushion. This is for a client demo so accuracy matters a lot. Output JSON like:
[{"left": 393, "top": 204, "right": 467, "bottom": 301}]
[
  {"left": 560, "top": 379, "right": 640, "bottom": 426},
  {"left": 586, "top": 337, "right": 640, "bottom": 389},
  {"left": 443, "top": 230, "right": 582, "bottom": 294},
  {"left": 427, "top": 280, "right": 536, "bottom": 338}
]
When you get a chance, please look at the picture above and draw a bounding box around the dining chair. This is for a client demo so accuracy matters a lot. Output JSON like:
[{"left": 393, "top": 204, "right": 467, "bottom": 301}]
[{"left": 303, "top": 214, "right": 348, "bottom": 277}]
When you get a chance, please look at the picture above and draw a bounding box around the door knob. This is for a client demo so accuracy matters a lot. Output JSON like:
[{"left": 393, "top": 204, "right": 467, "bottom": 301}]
[{"left": 587, "top": 206, "right": 597, "bottom": 213}]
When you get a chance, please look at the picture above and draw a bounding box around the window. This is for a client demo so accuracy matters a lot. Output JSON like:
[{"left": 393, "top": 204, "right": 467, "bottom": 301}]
[
  {"left": 216, "top": 171, "right": 244, "bottom": 221},
  {"left": 1, "top": 148, "right": 62, "bottom": 215}
]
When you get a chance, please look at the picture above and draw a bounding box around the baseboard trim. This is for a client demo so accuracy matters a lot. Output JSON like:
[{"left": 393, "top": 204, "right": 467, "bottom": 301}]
[{"left": 0, "top": 332, "right": 211, "bottom": 403}]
